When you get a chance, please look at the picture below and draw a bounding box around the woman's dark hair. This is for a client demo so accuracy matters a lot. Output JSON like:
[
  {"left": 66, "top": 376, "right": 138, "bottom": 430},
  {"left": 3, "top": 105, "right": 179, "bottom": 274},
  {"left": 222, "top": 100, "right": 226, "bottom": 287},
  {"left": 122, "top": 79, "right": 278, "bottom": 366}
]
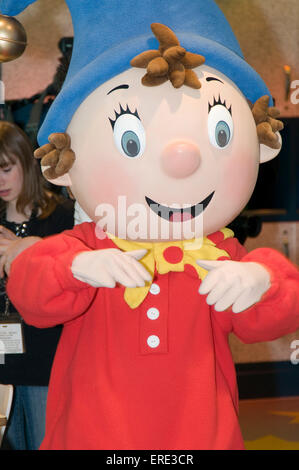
[{"left": 0, "top": 121, "right": 62, "bottom": 218}]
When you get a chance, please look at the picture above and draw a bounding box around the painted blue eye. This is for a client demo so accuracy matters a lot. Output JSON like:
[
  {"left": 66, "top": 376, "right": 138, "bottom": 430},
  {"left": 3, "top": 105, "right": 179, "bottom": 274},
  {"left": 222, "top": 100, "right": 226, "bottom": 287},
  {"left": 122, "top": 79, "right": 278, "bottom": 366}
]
[
  {"left": 215, "top": 121, "right": 230, "bottom": 148},
  {"left": 121, "top": 130, "right": 140, "bottom": 157},
  {"left": 208, "top": 104, "right": 233, "bottom": 149},
  {"left": 112, "top": 113, "right": 146, "bottom": 159}
]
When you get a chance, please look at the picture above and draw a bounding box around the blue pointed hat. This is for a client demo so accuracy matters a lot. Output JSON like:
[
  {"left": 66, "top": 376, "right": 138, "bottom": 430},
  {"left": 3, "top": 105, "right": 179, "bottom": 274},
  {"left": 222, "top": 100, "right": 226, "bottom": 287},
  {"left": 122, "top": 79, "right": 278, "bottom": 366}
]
[{"left": 1, "top": 0, "right": 273, "bottom": 146}]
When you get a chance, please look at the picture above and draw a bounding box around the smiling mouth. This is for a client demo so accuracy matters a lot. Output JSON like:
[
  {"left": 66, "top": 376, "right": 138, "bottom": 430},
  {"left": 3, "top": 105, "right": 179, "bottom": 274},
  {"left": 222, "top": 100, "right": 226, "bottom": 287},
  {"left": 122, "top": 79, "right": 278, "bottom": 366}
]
[{"left": 145, "top": 192, "right": 214, "bottom": 222}]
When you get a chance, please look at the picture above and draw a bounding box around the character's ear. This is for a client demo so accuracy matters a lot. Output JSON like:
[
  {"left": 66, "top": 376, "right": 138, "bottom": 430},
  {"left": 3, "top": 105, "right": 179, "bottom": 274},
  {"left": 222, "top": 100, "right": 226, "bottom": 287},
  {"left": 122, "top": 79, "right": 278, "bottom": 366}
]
[
  {"left": 252, "top": 96, "right": 284, "bottom": 164},
  {"left": 34, "top": 133, "right": 75, "bottom": 187},
  {"left": 41, "top": 165, "right": 72, "bottom": 186},
  {"left": 259, "top": 131, "right": 282, "bottom": 163}
]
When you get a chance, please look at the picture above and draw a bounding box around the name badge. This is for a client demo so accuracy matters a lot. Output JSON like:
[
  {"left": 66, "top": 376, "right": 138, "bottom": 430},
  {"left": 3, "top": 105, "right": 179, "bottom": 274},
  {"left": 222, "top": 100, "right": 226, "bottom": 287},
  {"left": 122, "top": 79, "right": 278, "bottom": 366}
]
[{"left": 0, "top": 322, "right": 25, "bottom": 355}]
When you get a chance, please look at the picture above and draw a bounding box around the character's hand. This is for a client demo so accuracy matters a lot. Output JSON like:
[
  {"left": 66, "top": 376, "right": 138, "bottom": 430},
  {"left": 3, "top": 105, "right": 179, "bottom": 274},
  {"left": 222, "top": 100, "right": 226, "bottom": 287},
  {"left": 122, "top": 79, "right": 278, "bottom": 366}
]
[
  {"left": 71, "top": 248, "right": 151, "bottom": 288},
  {"left": 0, "top": 236, "right": 41, "bottom": 277},
  {"left": 196, "top": 259, "right": 271, "bottom": 313}
]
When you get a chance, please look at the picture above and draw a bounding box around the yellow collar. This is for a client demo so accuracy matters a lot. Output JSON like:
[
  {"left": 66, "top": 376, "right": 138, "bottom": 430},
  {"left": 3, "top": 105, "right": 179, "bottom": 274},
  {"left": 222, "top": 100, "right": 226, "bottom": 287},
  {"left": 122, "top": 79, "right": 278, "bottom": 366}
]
[{"left": 108, "top": 228, "right": 234, "bottom": 309}]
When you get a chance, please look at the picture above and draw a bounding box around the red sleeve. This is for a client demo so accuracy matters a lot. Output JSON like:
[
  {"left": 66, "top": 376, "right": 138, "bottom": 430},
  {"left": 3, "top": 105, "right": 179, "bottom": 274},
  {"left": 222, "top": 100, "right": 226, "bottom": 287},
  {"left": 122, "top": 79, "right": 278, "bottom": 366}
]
[
  {"left": 7, "top": 223, "right": 98, "bottom": 328},
  {"left": 214, "top": 237, "right": 299, "bottom": 343},
  {"left": 233, "top": 247, "right": 299, "bottom": 344}
]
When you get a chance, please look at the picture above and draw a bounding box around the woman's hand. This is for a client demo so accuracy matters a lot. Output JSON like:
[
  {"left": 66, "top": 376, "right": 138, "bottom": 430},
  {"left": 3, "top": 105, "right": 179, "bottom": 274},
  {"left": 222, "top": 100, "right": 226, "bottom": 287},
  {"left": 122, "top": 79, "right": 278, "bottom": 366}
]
[
  {"left": 0, "top": 236, "right": 42, "bottom": 277},
  {"left": 0, "top": 225, "right": 18, "bottom": 241}
]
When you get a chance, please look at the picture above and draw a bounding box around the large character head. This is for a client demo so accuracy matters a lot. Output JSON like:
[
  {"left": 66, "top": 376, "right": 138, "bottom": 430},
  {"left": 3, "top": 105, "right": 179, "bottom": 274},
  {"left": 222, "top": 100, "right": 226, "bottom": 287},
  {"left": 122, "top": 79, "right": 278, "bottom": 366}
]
[{"left": 3, "top": 0, "right": 283, "bottom": 241}]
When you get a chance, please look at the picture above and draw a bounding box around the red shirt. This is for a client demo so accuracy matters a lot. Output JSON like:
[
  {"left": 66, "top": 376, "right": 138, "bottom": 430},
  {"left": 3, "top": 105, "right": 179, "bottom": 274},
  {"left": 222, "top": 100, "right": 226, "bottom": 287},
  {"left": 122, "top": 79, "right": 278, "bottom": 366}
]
[{"left": 7, "top": 223, "right": 299, "bottom": 449}]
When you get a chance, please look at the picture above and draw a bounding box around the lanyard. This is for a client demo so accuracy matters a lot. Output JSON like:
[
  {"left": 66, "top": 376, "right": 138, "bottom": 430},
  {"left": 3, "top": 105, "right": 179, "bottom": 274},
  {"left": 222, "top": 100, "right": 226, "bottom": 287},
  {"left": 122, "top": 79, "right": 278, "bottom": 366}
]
[
  {"left": 4, "top": 295, "right": 9, "bottom": 317},
  {"left": 0, "top": 278, "right": 21, "bottom": 321}
]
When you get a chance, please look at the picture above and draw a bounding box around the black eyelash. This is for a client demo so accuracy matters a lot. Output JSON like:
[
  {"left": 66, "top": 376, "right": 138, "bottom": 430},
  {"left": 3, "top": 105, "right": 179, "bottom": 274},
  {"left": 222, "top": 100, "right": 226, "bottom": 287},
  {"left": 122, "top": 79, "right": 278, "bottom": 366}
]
[
  {"left": 208, "top": 95, "right": 232, "bottom": 115},
  {"left": 109, "top": 104, "right": 140, "bottom": 129}
]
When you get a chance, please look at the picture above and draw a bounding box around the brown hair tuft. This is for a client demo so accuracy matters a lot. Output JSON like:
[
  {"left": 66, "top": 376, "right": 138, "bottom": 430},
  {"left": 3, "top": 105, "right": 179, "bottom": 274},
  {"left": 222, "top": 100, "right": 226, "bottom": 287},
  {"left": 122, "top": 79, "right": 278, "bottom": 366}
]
[{"left": 131, "top": 23, "right": 205, "bottom": 89}]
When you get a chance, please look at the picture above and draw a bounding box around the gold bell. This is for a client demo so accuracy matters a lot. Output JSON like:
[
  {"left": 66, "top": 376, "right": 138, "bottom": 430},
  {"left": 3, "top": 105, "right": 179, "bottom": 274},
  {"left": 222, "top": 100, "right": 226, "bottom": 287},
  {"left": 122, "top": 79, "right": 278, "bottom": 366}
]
[{"left": 0, "top": 14, "right": 27, "bottom": 63}]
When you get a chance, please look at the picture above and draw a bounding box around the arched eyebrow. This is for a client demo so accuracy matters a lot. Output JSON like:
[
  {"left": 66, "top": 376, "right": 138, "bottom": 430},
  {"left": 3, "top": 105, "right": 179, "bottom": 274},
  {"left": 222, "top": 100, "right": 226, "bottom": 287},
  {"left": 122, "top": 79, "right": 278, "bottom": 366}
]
[
  {"left": 107, "top": 84, "right": 129, "bottom": 95},
  {"left": 206, "top": 77, "right": 224, "bottom": 84}
]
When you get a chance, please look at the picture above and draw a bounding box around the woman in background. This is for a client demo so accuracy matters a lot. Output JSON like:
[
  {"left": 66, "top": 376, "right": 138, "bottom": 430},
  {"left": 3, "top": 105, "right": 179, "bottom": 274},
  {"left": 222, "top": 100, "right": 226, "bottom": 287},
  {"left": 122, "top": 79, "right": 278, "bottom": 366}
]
[{"left": 0, "top": 121, "right": 74, "bottom": 450}]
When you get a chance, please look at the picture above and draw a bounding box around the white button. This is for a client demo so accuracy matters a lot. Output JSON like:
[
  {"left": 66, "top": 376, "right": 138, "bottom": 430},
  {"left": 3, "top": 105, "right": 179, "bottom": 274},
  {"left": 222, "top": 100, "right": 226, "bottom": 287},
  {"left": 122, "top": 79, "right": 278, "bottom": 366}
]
[
  {"left": 147, "top": 307, "right": 160, "bottom": 320},
  {"left": 147, "top": 335, "right": 160, "bottom": 348},
  {"left": 149, "top": 283, "right": 160, "bottom": 295}
]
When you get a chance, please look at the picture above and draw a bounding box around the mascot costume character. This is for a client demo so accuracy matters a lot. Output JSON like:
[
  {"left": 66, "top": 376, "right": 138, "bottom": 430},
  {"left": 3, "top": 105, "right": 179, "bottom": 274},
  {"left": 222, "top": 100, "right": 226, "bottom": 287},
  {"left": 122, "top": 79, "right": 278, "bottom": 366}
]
[{"left": 2, "top": 0, "right": 299, "bottom": 450}]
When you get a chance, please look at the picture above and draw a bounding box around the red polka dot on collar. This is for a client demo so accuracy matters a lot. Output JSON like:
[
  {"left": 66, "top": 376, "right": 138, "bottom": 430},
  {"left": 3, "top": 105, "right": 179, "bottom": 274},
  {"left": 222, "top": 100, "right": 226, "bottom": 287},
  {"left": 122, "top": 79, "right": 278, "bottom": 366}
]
[
  {"left": 184, "top": 263, "right": 198, "bottom": 278},
  {"left": 163, "top": 246, "right": 184, "bottom": 264}
]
